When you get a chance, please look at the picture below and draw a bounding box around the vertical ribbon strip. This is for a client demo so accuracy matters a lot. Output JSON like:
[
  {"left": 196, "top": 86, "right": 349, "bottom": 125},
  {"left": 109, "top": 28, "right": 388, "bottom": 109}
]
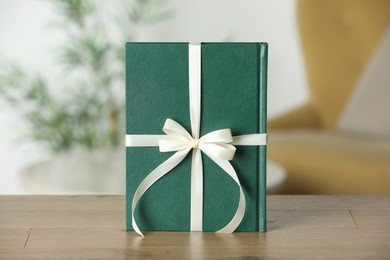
[
  {"left": 126, "top": 43, "right": 267, "bottom": 236},
  {"left": 189, "top": 43, "right": 202, "bottom": 231}
]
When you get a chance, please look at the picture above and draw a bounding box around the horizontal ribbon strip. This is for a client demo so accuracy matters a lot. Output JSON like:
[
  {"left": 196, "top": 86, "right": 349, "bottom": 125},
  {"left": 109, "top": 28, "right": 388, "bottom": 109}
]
[{"left": 126, "top": 133, "right": 267, "bottom": 147}]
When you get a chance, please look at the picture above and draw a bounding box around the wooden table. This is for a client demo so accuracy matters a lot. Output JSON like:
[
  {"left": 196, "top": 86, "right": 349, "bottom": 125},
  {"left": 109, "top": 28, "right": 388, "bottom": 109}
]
[{"left": 1, "top": 196, "right": 389, "bottom": 259}]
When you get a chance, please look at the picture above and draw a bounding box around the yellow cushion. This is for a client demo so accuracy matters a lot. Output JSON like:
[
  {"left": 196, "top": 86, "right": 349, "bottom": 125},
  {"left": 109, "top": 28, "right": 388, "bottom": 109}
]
[
  {"left": 268, "top": 131, "right": 390, "bottom": 194},
  {"left": 268, "top": 102, "right": 322, "bottom": 131},
  {"left": 298, "top": 0, "right": 390, "bottom": 130}
]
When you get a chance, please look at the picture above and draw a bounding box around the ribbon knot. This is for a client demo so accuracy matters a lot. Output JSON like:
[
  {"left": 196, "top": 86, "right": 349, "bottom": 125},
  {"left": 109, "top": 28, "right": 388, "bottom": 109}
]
[{"left": 192, "top": 139, "right": 199, "bottom": 149}]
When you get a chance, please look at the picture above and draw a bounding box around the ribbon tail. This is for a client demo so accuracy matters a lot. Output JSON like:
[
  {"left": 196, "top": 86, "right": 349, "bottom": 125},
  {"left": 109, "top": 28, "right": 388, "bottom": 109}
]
[
  {"left": 203, "top": 153, "right": 246, "bottom": 233},
  {"left": 190, "top": 148, "right": 203, "bottom": 231},
  {"left": 132, "top": 148, "right": 191, "bottom": 236}
]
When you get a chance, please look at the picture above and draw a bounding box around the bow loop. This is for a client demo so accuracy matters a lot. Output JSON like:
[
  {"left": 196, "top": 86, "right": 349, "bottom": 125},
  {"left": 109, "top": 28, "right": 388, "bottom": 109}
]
[
  {"left": 199, "top": 143, "right": 236, "bottom": 161},
  {"left": 199, "top": 129, "right": 233, "bottom": 144},
  {"left": 159, "top": 139, "right": 192, "bottom": 152},
  {"left": 163, "top": 118, "right": 193, "bottom": 142}
]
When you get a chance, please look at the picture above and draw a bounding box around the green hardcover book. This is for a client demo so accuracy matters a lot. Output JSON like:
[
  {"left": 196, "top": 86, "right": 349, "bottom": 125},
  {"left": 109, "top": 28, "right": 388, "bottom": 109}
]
[{"left": 126, "top": 42, "right": 267, "bottom": 233}]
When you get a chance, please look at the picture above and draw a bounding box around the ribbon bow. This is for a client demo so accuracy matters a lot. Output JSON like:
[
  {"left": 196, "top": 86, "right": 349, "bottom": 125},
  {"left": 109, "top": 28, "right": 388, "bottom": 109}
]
[
  {"left": 160, "top": 118, "right": 236, "bottom": 160},
  {"left": 126, "top": 43, "right": 267, "bottom": 236}
]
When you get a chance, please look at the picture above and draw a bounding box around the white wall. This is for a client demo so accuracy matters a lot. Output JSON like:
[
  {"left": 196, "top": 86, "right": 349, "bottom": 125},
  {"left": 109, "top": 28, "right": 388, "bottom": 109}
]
[
  {"left": 0, "top": 0, "right": 309, "bottom": 194},
  {"left": 140, "top": 0, "right": 309, "bottom": 117},
  {"left": 0, "top": 0, "right": 59, "bottom": 194}
]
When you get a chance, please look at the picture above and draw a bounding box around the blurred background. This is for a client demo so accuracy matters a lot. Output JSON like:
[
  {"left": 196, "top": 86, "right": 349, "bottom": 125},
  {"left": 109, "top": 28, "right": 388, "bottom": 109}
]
[{"left": 0, "top": 0, "right": 388, "bottom": 195}]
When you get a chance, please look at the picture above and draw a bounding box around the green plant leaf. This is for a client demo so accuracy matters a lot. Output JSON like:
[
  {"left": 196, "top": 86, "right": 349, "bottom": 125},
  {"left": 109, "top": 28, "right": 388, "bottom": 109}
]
[{"left": 0, "top": 0, "right": 173, "bottom": 154}]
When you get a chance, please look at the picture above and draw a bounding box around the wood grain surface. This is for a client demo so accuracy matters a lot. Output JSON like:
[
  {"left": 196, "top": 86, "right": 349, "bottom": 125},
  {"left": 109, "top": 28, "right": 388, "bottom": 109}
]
[{"left": 0, "top": 195, "right": 389, "bottom": 259}]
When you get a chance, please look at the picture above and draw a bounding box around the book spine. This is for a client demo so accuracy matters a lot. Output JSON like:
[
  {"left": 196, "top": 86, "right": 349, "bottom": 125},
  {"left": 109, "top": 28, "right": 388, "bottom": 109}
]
[{"left": 258, "top": 43, "right": 268, "bottom": 232}]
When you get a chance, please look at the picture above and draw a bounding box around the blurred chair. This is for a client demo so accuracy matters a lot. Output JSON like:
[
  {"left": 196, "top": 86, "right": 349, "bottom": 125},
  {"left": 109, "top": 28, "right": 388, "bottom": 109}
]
[{"left": 268, "top": 0, "right": 390, "bottom": 194}]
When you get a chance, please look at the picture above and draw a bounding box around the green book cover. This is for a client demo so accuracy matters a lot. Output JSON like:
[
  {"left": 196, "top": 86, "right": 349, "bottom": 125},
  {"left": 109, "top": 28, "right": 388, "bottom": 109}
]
[{"left": 126, "top": 42, "right": 267, "bottom": 232}]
